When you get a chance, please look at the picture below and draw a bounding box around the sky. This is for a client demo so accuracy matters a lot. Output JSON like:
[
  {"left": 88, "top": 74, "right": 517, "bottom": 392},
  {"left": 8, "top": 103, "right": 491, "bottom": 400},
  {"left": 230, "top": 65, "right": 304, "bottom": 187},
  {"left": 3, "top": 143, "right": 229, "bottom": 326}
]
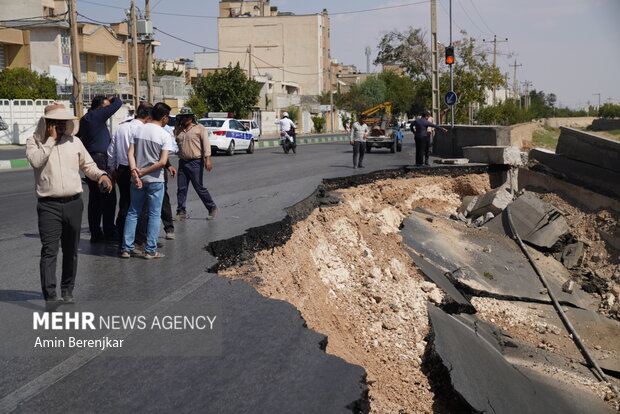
[{"left": 77, "top": 0, "right": 620, "bottom": 109}]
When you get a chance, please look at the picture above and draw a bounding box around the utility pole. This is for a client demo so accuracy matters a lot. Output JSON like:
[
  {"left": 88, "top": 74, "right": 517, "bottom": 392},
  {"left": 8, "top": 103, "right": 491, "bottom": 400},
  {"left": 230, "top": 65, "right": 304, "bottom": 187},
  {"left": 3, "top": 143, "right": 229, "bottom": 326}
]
[
  {"left": 593, "top": 93, "right": 601, "bottom": 111},
  {"left": 68, "top": 0, "right": 83, "bottom": 116},
  {"left": 248, "top": 44, "right": 253, "bottom": 79},
  {"left": 364, "top": 46, "right": 371, "bottom": 73},
  {"left": 449, "top": 0, "right": 454, "bottom": 126},
  {"left": 521, "top": 80, "right": 532, "bottom": 109},
  {"left": 329, "top": 64, "right": 334, "bottom": 133},
  {"left": 130, "top": 1, "right": 139, "bottom": 109},
  {"left": 430, "top": 0, "right": 440, "bottom": 124},
  {"left": 483, "top": 34, "right": 508, "bottom": 106},
  {"left": 145, "top": 0, "right": 153, "bottom": 102},
  {"left": 509, "top": 59, "right": 522, "bottom": 100}
]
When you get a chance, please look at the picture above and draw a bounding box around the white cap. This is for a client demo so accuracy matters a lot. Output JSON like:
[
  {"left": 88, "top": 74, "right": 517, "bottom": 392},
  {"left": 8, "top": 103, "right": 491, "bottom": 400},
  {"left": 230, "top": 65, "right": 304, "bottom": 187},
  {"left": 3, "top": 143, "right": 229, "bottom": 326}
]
[{"left": 282, "top": 112, "right": 289, "bottom": 118}]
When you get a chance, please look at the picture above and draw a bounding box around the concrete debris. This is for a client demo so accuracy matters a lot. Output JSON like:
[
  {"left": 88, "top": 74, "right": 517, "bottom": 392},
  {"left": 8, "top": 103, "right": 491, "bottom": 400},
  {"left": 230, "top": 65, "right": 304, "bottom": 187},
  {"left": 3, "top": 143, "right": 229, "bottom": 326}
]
[
  {"left": 427, "top": 305, "right": 613, "bottom": 414},
  {"left": 433, "top": 158, "right": 469, "bottom": 165},
  {"left": 469, "top": 185, "right": 514, "bottom": 217},
  {"left": 561, "top": 242, "right": 584, "bottom": 269},
  {"left": 457, "top": 195, "right": 479, "bottom": 215},
  {"left": 485, "top": 192, "right": 570, "bottom": 249},
  {"left": 562, "top": 280, "right": 575, "bottom": 294},
  {"left": 462, "top": 145, "right": 522, "bottom": 166}
]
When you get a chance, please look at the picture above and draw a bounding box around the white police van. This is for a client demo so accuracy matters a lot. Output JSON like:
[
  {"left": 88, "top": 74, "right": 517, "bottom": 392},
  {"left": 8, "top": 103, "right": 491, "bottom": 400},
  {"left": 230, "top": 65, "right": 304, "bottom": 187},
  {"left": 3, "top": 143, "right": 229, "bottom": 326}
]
[{"left": 198, "top": 113, "right": 255, "bottom": 155}]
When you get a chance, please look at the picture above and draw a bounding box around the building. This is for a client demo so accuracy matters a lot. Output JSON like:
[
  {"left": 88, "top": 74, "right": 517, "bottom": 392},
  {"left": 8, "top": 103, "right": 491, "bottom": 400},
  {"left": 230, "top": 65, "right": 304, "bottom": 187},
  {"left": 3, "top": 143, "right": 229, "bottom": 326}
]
[
  {"left": 0, "top": 28, "right": 31, "bottom": 70},
  {"left": 218, "top": 0, "right": 331, "bottom": 97}
]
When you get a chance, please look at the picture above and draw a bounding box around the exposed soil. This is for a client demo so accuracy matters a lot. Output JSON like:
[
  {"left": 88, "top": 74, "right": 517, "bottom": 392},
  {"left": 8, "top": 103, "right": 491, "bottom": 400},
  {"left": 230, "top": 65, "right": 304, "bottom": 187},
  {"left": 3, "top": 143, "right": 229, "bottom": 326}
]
[
  {"left": 222, "top": 174, "right": 490, "bottom": 413},
  {"left": 218, "top": 172, "right": 620, "bottom": 413}
]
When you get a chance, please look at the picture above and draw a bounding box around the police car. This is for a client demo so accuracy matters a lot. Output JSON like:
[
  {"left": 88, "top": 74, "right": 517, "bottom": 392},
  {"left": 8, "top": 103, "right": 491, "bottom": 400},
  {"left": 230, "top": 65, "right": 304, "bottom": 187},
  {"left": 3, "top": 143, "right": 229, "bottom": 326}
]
[{"left": 198, "top": 114, "right": 255, "bottom": 155}]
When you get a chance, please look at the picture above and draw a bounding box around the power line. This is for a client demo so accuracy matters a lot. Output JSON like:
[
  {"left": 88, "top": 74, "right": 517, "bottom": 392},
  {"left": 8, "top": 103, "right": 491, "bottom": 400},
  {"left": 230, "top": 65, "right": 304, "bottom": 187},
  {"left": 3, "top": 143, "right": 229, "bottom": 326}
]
[
  {"left": 76, "top": 12, "right": 117, "bottom": 26},
  {"left": 469, "top": 0, "right": 495, "bottom": 36},
  {"left": 329, "top": 0, "right": 430, "bottom": 15},
  {"left": 0, "top": 12, "right": 68, "bottom": 23},
  {"left": 438, "top": 0, "right": 466, "bottom": 33},
  {"left": 456, "top": 0, "right": 485, "bottom": 37}
]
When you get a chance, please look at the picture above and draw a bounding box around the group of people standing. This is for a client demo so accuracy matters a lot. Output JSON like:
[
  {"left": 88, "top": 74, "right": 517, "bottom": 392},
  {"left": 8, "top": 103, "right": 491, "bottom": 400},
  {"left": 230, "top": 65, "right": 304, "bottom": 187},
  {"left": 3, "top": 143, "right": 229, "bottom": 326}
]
[
  {"left": 348, "top": 111, "right": 447, "bottom": 168},
  {"left": 27, "top": 98, "right": 217, "bottom": 305}
]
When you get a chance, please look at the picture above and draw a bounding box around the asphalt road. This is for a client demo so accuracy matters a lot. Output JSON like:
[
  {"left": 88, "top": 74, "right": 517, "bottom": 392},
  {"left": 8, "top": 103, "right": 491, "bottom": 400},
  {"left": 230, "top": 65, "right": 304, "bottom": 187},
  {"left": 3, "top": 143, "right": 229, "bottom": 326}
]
[{"left": 0, "top": 138, "right": 417, "bottom": 413}]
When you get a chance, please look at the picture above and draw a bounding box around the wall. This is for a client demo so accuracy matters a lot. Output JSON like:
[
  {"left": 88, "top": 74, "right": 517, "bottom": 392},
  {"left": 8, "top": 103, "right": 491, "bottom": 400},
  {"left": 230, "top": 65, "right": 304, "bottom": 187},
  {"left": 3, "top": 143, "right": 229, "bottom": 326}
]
[
  {"left": 540, "top": 117, "right": 596, "bottom": 128},
  {"left": 509, "top": 122, "right": 541, "bottom": 149},
  {"left": 219, "top": 14, "right": 328, "bottom": 95},
  {"left": 588, "top": 118, "right": 620, "bottom": 131},
  {"left": 29, "top": 28, "right": 61, "bottom": 74},
  {"left": 433, "top": 125, "right": 512, "bottom": 158}
]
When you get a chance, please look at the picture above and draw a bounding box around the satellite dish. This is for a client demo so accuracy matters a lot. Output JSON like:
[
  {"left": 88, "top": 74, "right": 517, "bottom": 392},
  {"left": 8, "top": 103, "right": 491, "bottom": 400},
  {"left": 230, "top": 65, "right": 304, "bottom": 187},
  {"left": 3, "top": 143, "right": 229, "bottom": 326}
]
[{"left": 266, "top": 73, "right": 273, "bottom": 80}]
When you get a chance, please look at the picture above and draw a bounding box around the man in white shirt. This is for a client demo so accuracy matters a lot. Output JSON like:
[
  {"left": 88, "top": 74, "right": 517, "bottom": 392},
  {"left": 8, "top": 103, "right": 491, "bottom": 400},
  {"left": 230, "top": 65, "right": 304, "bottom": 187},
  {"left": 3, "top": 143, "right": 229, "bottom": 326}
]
[
  {"left": 275, "top": 112, "right": 297, "bottom": 149},
  {"left": 107, "top": 102, "right": 152, "bottom": 241},
  {"left": 121, "top": 102, "right": 173, "bottom": 259}
]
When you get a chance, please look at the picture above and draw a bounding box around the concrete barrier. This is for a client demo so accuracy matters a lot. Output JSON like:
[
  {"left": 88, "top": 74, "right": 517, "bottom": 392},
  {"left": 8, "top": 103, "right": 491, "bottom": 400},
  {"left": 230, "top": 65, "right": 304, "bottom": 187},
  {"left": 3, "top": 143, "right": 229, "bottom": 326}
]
[
  {"left": 540, "top": 117, "right": 596, "bottom": 129},
  {"left": 588, "top": 118, "right": 620, "bottom": 131},
  {"left": 555, "top": 127, "right": 620, "bottom": 173}
]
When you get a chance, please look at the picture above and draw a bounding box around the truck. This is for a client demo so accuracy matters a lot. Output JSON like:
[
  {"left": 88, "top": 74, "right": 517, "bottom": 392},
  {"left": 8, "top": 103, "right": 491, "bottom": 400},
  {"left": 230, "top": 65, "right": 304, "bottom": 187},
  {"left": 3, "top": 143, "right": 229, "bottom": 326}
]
[{"left": 361, "top": 102, "right": 402, "bottom": 153}]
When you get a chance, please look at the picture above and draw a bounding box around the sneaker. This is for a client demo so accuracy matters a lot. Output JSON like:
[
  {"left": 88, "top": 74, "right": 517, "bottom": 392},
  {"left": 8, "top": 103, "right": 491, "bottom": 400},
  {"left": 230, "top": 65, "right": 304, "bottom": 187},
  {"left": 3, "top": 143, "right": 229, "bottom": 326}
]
[
  {"left": 144, "top": 251, "right": 165, "bottom": 259},
  {"left": 120, "top": 251, "right": 132, "bottom": 258},
  {"left": 61, "top": 293, "right": 75, "bottom": 304},
  {"left": 175, "top": 211, "right": 188, "bottom": 221},
  {"left": 207, "top": 206, "right": 218, "bottom": 220},
  {"left": 165, "top": 232, "right": 175, "bottom": 240},
  {"left": 358, "top": 165, "right": 365, "bottom": 168}
]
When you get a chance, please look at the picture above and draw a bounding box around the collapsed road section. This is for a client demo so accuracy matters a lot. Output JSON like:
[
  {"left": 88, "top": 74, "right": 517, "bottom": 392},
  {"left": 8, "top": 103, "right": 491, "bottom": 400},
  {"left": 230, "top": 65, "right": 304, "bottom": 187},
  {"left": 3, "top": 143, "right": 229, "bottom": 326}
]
[{"left": 209, "top": 166, "right": 619, "bottom": 413}]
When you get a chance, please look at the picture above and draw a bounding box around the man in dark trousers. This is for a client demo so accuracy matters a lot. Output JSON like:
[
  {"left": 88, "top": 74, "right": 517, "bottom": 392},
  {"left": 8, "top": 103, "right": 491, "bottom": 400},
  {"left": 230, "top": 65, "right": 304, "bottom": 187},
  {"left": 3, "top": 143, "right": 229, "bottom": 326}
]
[
  {"left": 78, "top": 95, "right": 122, "bottom": 242},
  {"left": 174, "top": 107, "right": 217, "bottom": 220},
  {"left": 410, "top": 111, "right": 447, "bottom": 166},
  {"left": 27, "top": 103, "right": 112, "bottom": 306}
]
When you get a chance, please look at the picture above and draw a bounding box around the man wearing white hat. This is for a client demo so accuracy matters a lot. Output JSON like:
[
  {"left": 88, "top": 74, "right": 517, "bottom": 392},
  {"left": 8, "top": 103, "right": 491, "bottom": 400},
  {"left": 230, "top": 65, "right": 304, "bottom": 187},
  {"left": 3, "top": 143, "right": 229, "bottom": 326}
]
[{"left": 27, "top": 103, "right": 112, "bottom": 305}]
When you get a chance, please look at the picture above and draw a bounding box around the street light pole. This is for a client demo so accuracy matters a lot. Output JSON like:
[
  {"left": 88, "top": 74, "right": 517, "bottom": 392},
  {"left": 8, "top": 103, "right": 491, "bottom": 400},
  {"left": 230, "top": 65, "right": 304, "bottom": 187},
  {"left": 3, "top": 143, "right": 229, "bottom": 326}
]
[
  {"left": 449, "top": 0, "right": 454, "bottom": 127},
  {"left": 68, "top": 0, "right": 83, "bottom": 117}
]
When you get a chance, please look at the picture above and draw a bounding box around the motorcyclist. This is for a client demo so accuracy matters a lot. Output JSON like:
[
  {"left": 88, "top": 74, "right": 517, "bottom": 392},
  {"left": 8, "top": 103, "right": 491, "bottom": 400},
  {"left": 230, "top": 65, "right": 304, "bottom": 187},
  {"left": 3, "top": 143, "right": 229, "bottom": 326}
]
[{"left": 275, "top": 112, "right": 297, "bottom": 148}]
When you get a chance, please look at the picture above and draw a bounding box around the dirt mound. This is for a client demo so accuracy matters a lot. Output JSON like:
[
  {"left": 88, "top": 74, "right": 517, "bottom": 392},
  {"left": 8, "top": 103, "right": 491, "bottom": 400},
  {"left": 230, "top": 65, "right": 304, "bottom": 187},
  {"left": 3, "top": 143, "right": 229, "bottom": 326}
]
[{"left": 222, "top": 174, "right": 490, "bottom": 413}]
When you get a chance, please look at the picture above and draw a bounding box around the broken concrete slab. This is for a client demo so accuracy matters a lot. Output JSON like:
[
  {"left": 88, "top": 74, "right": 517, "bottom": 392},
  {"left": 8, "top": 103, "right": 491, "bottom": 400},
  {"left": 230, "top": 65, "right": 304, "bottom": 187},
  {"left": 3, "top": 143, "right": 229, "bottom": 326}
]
[
  {"left": 561, "top": 242, "right": 584, "bottom": 269},
  {"left": 462, "top": 145, "right": 522, "bottom": 166},
  {"left": 456, "top": 195, "right": 478, "bottom": 215},
  {"left": 529, "top": 148, "right": 620, "bottom": 200},
  {"left": 400, "top": 246, "right": 474, "bottom": 313},
  {"left": 433, "top": 158, "right": 469, "bottom": 165},
  {"left": 556, "top": 127, "right": 620, "bottom": 174},
  {"left": 401, "top": 212, "right": 597, "bottom": 310},
  {"left": 485, "top": 192, "right": 570, "bottom": 249},
  {"left": 428, "top": 305, "right": 613, "bottom": 414},
  {"left": 469, "top": 185, "right": 513, "bottom": 217}
]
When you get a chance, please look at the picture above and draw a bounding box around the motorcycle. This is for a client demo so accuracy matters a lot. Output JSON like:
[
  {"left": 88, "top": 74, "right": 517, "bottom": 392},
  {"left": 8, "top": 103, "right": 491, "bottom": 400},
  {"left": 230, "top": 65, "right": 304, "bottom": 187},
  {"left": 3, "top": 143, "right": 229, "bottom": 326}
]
[{"left": 279, "top": 127, "right": 297, "bottom": 154}]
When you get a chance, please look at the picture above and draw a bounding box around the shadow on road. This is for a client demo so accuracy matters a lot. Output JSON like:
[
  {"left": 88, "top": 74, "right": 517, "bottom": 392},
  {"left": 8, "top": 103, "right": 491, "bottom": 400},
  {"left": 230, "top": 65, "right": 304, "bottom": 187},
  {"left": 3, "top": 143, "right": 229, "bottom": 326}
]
[{"left": 0, "top": 289, "right": 44, "bottom": 311}]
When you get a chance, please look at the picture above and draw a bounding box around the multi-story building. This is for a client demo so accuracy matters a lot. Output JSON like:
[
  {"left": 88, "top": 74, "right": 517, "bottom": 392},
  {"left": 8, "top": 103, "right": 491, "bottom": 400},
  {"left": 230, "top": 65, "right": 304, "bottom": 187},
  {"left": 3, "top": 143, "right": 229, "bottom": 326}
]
[{"left": 218, "top": 0, "right": 331, "bottom": 97}]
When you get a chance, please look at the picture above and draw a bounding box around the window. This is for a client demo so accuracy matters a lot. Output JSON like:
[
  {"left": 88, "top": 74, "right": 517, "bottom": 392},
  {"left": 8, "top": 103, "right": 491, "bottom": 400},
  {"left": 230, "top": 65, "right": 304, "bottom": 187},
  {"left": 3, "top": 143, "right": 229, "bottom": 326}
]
[
  {"left": 0, "top": 45, "right": 5, "bottom": 70},
  {"left": 119, "top": 43, "right": 126, "bottom": 63},
  {"left": 199, "top": 120, "right": 224, "bottom": 128},
  {"left": 119, "top": 73, "right": 127, "bottom": 83},
  {"left": 80, "top": 53, "right": 87, "bottom": 81},
  {"left": 96, "top": 56, "right": 105, "bottom": 82},
  {"left": 60, "top": 31, "right": 71, "bottom": 55}
]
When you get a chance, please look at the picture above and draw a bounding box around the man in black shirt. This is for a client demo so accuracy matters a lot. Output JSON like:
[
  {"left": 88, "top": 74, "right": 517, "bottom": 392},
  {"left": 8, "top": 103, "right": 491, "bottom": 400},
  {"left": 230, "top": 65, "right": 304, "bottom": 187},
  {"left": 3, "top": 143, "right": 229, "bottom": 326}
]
[{"left": 410, "top": 111, "right": 447, "bottom": 166}]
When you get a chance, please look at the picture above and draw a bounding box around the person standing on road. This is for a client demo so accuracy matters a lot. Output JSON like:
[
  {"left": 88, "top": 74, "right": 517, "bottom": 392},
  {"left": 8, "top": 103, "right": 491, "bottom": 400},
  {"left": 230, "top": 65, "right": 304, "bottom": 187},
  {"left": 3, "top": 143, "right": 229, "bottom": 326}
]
[
  {"left": 174, "top": 107, "right": 217, "bottom": 221},
  {"left": 107, "top": 102, "right": 153, "bottom": 242},
  {"left": 349, "top": 115, "right": 369, "bottom": 169},
  {"left": 78, "top": 95, "right": 122, "bottom": 243},
  {"left": 121, "top": 102, "right": 172, "bottom": 259},
  {"left": 27, "top": 103, "right": 112, "bottom": 305},
  {"left": 276, "top": 112, "right": 297, "bottom": 149},
  {"left": 410, "top": 111, "right": 447, "bottom": 166}
]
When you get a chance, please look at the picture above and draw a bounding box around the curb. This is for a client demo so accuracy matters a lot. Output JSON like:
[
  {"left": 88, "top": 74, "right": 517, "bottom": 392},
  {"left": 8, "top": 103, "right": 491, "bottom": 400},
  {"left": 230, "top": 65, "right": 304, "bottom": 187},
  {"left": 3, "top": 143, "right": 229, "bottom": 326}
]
[
  {"left": 0, "top": 159, "right": 29, "bottom": 170},
  {"left": 257, "top": 135, "right": 349, "bottom": 149}
]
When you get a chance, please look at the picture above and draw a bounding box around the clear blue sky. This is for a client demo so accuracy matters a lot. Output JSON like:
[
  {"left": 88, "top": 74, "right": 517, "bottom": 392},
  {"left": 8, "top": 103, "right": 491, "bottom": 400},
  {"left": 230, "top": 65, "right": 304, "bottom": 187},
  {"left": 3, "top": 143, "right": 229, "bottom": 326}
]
[{"left": 77, "top": 0, "right": 620, "bottom": 109}]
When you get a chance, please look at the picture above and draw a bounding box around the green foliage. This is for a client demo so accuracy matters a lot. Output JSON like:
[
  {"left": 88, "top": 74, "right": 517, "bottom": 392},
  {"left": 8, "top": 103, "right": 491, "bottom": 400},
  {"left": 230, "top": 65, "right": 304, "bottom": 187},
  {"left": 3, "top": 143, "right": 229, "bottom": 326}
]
[
  {"left": 311, "top": 116, "right": 326, "bottom": 133},
  {"left": 188, "top": 63, "right": 260, "bottom": 119},
  {"left": 344, "top": 76, "right": 387, "bottom": 113},
  {"left": 377, "top": 71, "right": 416, "bottom": 116},
  {"left": 0, "top": 68, "right": 58, "bottom": 100},
  {"left": 185, "top": 94, "right": 208, "bottom": 118},
  {"left": 599, "top": 103, "right": 620, "bottom": 119},
  {"left": 532, "top": 126, "right": 560, "bottom": 150},
  {"left": 285, "top": 106, "right": 300, "bottom": 124},
  {"left": 340, "top": 112, "right": 353, "bottom": 129}
]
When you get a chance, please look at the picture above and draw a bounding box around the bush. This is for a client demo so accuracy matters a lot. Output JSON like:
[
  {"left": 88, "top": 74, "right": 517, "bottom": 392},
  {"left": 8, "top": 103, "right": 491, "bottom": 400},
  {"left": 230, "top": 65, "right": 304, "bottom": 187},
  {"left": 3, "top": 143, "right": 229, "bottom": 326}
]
[
  {"left": 311, "top": 116, "right": 326, "bottom": 133},
  {"left": 0, "top": 68, "right": 58, "bottom": 100},
  {"left": 599, "top": 103, "right": 620, "bottom": 119},
  {"left": 285, "top": 106, "right": 300, "bottom": 124}
]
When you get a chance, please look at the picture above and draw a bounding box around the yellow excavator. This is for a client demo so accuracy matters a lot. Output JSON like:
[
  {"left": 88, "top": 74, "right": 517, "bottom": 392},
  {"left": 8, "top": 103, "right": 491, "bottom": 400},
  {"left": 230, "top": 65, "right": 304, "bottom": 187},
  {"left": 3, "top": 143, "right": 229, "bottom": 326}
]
[{"left": 360, "top": 101, "right": 401, "bottom": 152}]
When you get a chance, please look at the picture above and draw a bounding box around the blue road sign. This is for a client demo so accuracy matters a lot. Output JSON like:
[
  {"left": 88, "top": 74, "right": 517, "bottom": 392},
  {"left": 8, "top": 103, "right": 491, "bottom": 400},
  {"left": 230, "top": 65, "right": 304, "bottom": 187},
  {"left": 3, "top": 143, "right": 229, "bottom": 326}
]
[{"left": 444, "top": 91, "right": 458, "bottom": 106}]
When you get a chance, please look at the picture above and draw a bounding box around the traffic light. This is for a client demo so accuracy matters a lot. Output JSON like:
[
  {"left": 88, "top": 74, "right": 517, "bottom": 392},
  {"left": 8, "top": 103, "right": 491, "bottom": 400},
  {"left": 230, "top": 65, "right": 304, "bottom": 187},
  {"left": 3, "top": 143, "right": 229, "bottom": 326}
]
[{"left": 445, "top": 46, "right": 454, "bottom": 65}]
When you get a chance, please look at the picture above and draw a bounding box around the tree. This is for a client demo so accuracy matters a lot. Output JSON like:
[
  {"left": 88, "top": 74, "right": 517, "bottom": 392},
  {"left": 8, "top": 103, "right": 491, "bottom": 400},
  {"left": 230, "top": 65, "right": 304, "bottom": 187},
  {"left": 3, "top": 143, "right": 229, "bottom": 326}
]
[
  {"left": 187, "top": 63, "right": 260, "bottom": 118},
  {"left": 375, "top": 27, "right": 507, "bottom": 123},
  {"left": 344, "top": 76, "right": 387, "bottom": 113},
  {"left": 377, "top": 71, "right": 416, "bottom": 116},
  {"left": 598, "top": 103, "right": 620, "bottom": 119},
  {"left": 0, "top": 68, "right": 58, "bottom": 100}
]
